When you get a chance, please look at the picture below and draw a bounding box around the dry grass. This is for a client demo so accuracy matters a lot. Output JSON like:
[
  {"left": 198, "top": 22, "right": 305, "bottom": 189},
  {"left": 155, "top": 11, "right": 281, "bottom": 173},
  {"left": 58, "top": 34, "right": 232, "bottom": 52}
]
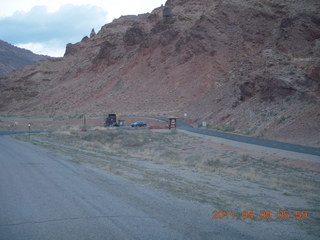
[{"left": 15, "top": 129, "right": 320, "bottom": 192}]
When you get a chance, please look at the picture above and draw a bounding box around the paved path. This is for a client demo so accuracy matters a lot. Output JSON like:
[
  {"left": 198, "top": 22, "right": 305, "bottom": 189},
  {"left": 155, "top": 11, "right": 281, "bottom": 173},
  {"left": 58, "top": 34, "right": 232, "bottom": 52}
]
[
  {"left": 0, "top": 130, "right": 54, "bottom": 136},
  {"left": 150, "top": 117, "right": 320, "bottom": 157}
]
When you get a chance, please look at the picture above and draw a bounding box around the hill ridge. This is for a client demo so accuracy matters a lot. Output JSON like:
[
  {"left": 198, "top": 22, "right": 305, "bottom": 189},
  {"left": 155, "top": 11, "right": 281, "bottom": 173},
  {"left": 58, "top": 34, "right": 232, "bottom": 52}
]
[{"left": 0, "top": 40, "right": 48, "bottom": 76}]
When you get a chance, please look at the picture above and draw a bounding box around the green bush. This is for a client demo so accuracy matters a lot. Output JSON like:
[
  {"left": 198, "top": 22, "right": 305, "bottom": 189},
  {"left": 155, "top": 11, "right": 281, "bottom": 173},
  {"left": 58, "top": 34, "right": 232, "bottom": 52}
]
[{"left": 220, "top": 125, "right": 235, "bottom": 132}]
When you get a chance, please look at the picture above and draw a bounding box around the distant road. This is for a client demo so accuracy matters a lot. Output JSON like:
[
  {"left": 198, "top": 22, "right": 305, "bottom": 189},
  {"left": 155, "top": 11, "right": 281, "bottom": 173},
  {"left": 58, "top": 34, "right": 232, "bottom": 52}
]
[{"left": 150, "top": 117, "right": 320, "bottom": 157}]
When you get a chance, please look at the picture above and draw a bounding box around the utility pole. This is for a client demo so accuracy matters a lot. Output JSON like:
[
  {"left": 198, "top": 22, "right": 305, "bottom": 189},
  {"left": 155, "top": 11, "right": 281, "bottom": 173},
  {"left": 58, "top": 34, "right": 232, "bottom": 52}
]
[{"left": 82, "top": 114, "right": 87, "bottom": 131}]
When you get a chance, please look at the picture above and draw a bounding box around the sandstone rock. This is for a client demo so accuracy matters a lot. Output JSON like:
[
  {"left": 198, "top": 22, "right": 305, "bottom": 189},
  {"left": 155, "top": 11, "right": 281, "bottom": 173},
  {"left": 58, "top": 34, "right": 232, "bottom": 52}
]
[
  {"left": 123, "top": 26, "right": 145, "bottom": 46},
  {"left": 81, "top": 36, "right": 89, "bottom": 42},
  {"left": 64, "top": 43, "right": 78, "bottom": 56},
  {"left": 90, "top": 28, "right": 96, "bottom": 38}
]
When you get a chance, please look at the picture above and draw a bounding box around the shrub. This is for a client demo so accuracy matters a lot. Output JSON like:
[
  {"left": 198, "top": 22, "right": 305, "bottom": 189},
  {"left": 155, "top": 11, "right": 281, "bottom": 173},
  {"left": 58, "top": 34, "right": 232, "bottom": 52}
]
[
  {"left": 241, "top": 154, "right": 250, "bottom": 162},
  {"left": 277, "top": 116, "right": 287, "bottom": 124},
  {"left": 220, "top": 125, "right": 235, "bottom": 132}
]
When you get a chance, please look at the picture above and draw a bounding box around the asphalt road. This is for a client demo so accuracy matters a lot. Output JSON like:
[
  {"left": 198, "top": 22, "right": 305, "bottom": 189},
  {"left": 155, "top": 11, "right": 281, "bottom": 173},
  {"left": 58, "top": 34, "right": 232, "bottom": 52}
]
[
  {"left": 0, "top": 136, "right": 250, "bottom": 240},
  {"left": 150, "top": 117, "right": 320, "bottom": 157}
]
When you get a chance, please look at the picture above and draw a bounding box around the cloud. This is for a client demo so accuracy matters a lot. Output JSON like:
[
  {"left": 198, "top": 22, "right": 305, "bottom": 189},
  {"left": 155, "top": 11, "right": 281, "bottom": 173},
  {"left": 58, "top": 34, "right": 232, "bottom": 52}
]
[
  {"left": 17, "top": 41, "right": 66, "bottom": 57},
  {"left": 0, "top": 4, "right": 108, "bottom": 56}
]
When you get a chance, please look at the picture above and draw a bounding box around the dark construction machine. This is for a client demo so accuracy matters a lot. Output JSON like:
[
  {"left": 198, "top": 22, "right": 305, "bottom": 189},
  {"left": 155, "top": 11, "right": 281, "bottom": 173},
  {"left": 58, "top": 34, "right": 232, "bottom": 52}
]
[{"left": 104, "top": 114, "right": 118, "bottom": 127}]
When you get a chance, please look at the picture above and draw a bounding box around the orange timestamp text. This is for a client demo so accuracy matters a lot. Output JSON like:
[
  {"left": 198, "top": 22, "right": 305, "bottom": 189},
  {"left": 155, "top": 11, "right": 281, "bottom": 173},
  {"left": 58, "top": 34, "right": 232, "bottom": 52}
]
[{"left": 211, "top": 210, "right": 309, "bottom": 220}]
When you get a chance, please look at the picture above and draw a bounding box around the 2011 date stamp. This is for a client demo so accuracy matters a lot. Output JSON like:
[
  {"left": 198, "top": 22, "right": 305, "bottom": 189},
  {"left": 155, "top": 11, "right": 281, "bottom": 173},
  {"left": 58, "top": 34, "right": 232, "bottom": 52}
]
[{"left": 212, "top": 210, "right": 309, "bottom": 220}]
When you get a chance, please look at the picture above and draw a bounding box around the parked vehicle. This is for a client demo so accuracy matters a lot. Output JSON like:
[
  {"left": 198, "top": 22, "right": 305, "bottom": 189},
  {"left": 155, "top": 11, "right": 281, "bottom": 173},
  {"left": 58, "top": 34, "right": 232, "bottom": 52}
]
[
  {"left": 131, "top": 121, "right": 147, "bottom": 127},
  {"left": 104, "top": 114, "right": 117, "bottom": 127}
]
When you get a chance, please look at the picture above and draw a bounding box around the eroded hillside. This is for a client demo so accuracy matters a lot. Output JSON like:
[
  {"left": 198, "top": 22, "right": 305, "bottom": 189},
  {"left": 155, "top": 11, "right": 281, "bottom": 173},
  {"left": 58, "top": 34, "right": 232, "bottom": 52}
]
[{"left": 0, "top": 0, "right": 319, "bottom": 146}]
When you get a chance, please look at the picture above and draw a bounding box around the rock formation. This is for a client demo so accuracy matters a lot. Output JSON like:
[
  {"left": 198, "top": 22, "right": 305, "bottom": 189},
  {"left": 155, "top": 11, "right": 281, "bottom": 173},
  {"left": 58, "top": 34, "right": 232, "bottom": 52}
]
[{"left": 90, "top": 28, "right": 96, "bottom": 38}]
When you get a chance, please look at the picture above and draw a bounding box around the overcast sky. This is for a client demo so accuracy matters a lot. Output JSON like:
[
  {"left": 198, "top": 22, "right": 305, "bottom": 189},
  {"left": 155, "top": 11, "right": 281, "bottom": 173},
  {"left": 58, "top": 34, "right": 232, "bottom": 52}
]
[{"left": 0, "top": 0, "right": 166, "bottom": 57}]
